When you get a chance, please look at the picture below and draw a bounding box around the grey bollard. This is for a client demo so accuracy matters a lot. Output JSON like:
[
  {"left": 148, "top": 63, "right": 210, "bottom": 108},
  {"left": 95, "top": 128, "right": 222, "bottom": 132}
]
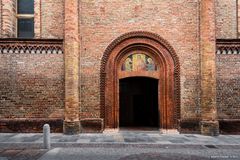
[{"left": 43, "top": 124, "right": 51, "bottom": 149}]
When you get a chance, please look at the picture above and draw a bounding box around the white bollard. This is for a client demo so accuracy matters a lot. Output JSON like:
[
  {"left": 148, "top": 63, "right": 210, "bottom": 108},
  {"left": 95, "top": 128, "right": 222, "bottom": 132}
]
[{"left": 43, "top": 124, "right": 51, "bottom": 149}]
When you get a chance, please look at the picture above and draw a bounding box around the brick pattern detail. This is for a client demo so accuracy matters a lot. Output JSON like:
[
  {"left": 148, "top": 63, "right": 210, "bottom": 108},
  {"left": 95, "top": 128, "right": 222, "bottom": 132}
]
[
  {"left": 0, "top": 119, "right": 63, "bottom": 133},
  {"left": 41, "top": 0, "right": 64, "bottom": 39},
  {"left": 217, "top": 57, "right": 240, "bottom": 119},
  {"left": 217, "top": 39, "right": 240, "bottom": 54},
  {"left": 80, "top": 118, "right": 103, "bottom": 133},
  {"left": 200, "top": 121, "right": 219, "bottom": 136},
  {"left": 179, "top": 119, "right": 200, "bottom": 134},
  {"left": 0, "top": 1, "right": 238, "bottom": 39},
  {"left": 219, "top": 120, "right": 240, "bottom": 134},
  {"left": 0, "top": 39, "right": 63, "bottom": 54},
  {"left": 216, "top": 0, "right": 237, "bottom": 39},
  {"left": 0, "top": 1, "right": 238, "bottom": 40},
  {"left": 0, "top": 39, "right": 64, "bottom": 121},
  {"left": 216, "top": 40, "right": 240, "bottom": 121}
]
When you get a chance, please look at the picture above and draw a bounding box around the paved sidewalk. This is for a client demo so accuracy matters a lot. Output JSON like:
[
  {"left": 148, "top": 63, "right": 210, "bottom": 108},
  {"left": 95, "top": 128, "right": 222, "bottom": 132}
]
[
  {"left": 0, "top": 131, "right": 240, "bottom": 160},
  {"left": 0, "top": 131, "right": 239, "bottom": 146}
]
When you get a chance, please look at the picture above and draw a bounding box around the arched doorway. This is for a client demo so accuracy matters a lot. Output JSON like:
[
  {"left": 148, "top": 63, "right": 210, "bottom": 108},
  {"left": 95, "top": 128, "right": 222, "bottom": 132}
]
[{"left": 100, "top": 31, "right": 180, "bottom": 131}]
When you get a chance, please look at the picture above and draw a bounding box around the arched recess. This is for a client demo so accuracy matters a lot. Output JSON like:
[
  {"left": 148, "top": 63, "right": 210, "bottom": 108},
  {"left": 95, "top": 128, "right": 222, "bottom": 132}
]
[{"left": 100, "top": 31, "right": 180, "bottom": 130}]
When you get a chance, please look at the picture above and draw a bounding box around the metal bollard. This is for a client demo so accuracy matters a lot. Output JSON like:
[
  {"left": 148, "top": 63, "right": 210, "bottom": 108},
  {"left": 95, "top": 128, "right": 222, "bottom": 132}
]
[{"left": 43, "top": 124, "right": 51, "bottom": 149}]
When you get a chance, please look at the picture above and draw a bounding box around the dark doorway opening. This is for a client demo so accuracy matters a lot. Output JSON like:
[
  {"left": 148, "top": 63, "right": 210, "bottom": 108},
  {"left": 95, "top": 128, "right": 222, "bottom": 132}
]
[{"left": 119, "top": 77, "right": 159, "bottom": 128}]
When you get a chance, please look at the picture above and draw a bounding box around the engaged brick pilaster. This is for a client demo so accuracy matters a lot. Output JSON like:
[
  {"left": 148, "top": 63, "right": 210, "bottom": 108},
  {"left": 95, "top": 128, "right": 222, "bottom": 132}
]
[
  {"left": 0, "top": 0, "right": 2, "bottom": 37},
  {"left": 34, "top": 0, "right": 41, "bottom": 38},
  {"left": 63, "top": 0, "right": 80, "bottom": 134},
  {"left": 1, "top": 0, "right": 16, "bottom": 38},
  {"left": 200, "top": 0, "right": 219, "bottom": 136}
]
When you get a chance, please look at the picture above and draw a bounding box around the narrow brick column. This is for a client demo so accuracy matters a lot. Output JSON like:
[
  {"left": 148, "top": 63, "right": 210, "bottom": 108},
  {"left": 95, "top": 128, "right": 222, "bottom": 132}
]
[
  {"left": 34, "top": 0, "right": 41, "bottom": 38},
  {"left": 200, "top": 0, "right": 219, "bottom": 136},
  {"left": 1, "top": 0, "right": 16, "bottom": 37},
  {"left": 63, "top": 0, "right": 80, "bottom": 134}
]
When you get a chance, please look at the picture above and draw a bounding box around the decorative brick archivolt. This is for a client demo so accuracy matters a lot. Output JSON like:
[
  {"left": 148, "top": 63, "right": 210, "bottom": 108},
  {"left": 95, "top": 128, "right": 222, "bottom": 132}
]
[
  {"left": 100, "top": 31, "right": 180, "bottom": 130},
  {"left": 0, "top": 39, "right": 63, "bottom": 54}
]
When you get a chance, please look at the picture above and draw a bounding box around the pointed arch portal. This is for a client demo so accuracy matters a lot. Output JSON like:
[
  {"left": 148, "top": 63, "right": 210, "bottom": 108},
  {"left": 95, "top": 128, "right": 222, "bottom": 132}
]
[{"left": 100, "top": 31, "right": 180, "bottom": 131}]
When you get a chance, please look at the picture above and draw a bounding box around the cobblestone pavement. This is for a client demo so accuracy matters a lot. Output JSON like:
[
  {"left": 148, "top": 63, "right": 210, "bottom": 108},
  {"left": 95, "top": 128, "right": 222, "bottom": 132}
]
[
  {"left": 0, "top": 149, "right": 47, "bottom": 160},
  {"left": 38, "top": 146, "right": 240, "bottom": 160},
  {"left": 0, "top": 131, "right": 239, "bottom": 160},
  {"left": 1, "top": 145, "right": 240, "bottom": 160}
]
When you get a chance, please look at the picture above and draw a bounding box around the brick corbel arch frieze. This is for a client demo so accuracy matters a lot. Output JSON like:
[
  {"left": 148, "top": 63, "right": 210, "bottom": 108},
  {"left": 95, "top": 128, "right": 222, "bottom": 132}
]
[{"left": 100, "top": 31, "right": 180, "bottom": 130}]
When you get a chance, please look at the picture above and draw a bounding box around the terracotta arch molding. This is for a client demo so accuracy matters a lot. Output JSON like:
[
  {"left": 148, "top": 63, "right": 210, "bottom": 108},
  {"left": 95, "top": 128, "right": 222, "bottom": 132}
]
[{"left": 100, "top": 31, "right": 180, "bottom": 130}]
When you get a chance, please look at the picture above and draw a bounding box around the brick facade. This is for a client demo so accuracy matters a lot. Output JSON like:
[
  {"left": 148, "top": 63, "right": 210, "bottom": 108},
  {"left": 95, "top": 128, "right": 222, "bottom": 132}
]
[
  {"left": 41, "top": 0, "right": 64, "bottom": 39},
  {"left": 0, "top": 39, "right": 64, "bottom": 132},
  {"left": 80, "top": 0, "right": 200, "bottom": 121},
  {"left": 0, "top": 0, "right": 239, "bottom": 134},
  {"left": 217, "top": 55, "right": 240, "bottom": 119},
  {"left": 217, "top": 54, "right": 240, "bottom": 134},
  {"left": 216, "top": 0, "right": 238, "bottom": 39},
  {"left": 0, "top": 52, "right": 64, "bottom": 119}
]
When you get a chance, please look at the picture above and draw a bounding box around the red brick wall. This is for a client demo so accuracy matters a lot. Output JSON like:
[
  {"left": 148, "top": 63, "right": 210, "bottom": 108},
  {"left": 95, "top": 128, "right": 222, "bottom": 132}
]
[
  {"left": 0, "top": 0, "right": 238, "bottom": 39},
  {"left": 216, "top": 0, "right": 238, "bottom": 39},
  {"left": 79, "top": 0, "right": 201, "bottom": 120},
  {"left": 41, "top": 0, "right": 64, "bottom": 39},
  {"left": 0, "top": 53, "right": 64, "bottom": 119},
  {"left": 217, "top": 54, "right": 240, "bottom": 119}
]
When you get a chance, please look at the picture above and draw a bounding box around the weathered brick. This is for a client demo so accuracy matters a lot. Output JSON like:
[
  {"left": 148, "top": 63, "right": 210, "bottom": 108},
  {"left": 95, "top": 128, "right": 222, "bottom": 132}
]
[
  {"left": 0, "top": 0, "right": 239, "bottom": 134},
  {"left": 216, "top": 0, "right": 238, "bottom": 39},
  {"left": 80, "top": 0, "right": 201, "bottom": 121},
  {"left": 41, "top": 0, "right": 64, "bottom": 39},
  {"left": 63, "top": 0, "right": 80, "bottom": 134},
  {"left": 0, "top": 50, "right": 64, "bottom": 120},
  {"left": 1, "top": 0, "right": 16, "bottom": 38},
  {"left": 217, "top": 55, "right": 240, "bottom": 120}
]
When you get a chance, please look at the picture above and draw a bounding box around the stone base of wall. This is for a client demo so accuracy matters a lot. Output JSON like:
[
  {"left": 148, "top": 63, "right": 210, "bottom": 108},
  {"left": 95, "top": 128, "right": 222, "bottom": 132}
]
[
  {"left": 80, "top": 118, "right": 104, "bottom": 133},
  {"left": 179, "top": 119, "right": 240, "bottom": 135},
  {"left": 200, "top": 121, "right": 220, "bottom": 136},
  {"left": 0, "top": 119, "right": 63, "bottom": 133},
  {"left": 0, "top": 118, "right": 104, "bottom": 133},
  {"left": 63, "top": 121, "right": 81, "bottom": 135},
  {"left": 219, "top": 119, "right": 240, "bottom": 135},
  {"left": 179, "top": 119, "right": 201, "bottom": 134},
  {"left": 0, "top": 118, "right": 239, "bottom": 134}
]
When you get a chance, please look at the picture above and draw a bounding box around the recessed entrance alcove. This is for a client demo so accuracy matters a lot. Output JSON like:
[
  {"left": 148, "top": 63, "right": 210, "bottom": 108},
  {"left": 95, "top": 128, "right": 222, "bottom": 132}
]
[{"left": 100, "top": 31, "right": 180, "bottom": 132}]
